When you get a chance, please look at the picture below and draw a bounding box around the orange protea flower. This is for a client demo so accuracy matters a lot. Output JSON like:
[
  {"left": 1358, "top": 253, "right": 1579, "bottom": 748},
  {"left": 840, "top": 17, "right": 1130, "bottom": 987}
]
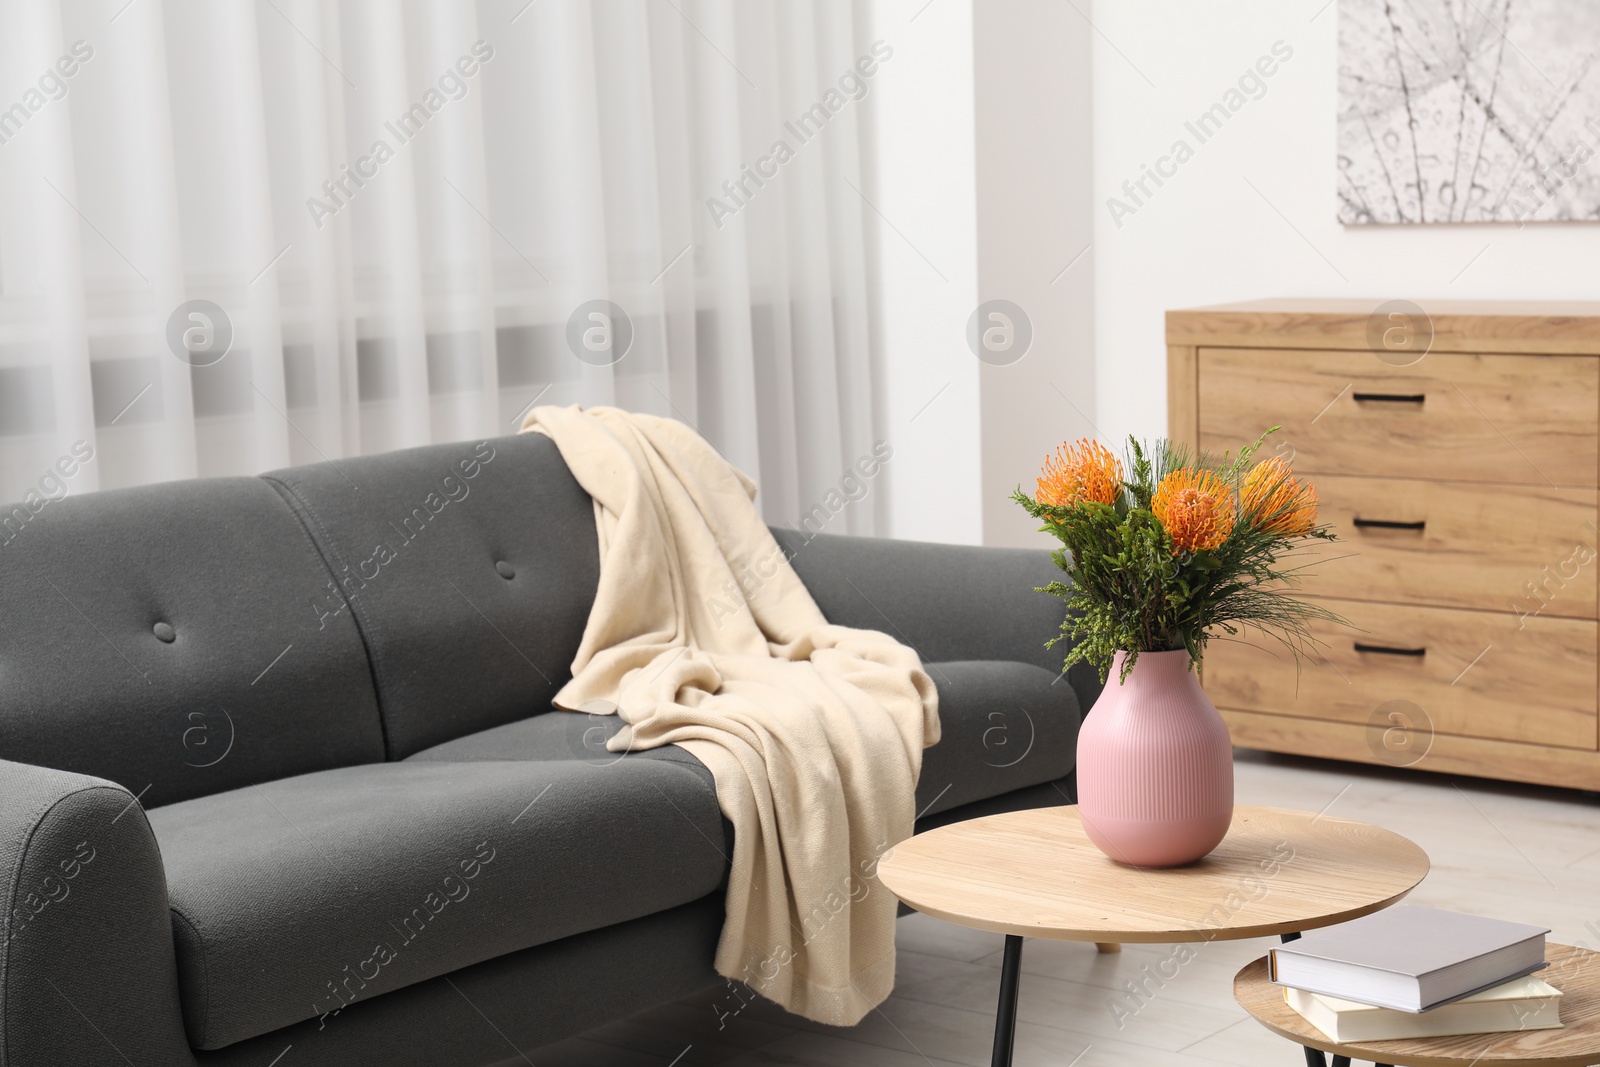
[
  {"left": 1036, "top": 439, "right": 1123, "bottom": 513},
  {"left": 1241, "top": 456, "right": 1319, "bottom": 537},
  {"left": 1152, "top": 468, "right": 1236, "bottom": 553}
]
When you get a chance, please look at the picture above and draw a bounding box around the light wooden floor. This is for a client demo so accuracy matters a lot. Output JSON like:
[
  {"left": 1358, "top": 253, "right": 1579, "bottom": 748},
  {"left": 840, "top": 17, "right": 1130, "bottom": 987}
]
[{"left": 534, "top": 751, "right": 1600, "bottom": 1066}]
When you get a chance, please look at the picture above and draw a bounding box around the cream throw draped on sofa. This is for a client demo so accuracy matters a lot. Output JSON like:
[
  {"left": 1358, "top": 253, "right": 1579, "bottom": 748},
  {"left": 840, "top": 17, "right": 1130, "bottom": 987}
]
[{"left": 520, "top": 406, "right": 938, "bottom": 1025}]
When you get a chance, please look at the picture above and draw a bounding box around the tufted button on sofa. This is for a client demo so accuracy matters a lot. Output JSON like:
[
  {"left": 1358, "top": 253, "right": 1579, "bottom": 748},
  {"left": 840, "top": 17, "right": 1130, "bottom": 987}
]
[{"left": 0, "top": 433, "right": 1097, "bottom": 1067}]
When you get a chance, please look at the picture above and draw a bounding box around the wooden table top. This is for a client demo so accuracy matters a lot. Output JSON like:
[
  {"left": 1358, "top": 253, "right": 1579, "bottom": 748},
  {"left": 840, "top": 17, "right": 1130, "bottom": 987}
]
[
  {"left": 875, "top": 805, "right": 1429, "bottom": 943},
  {"left": 1235, "top": 944, "right": 1600, "bottom": 1066}
]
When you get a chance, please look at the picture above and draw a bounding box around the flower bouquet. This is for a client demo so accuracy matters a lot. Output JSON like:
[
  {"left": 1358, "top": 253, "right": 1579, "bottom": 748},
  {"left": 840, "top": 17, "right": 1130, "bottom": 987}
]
[{"left": 1012, "top": 431, "right": 1340, "bottom": 866}]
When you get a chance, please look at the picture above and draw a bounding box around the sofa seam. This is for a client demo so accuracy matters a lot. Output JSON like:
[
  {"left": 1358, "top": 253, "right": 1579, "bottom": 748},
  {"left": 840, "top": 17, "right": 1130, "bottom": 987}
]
[
  {"left": 2, "top": 783, "right": 139, "bottom": 1067},
  {"left": 167, "top": 906, "right": 211, "bottom": 1049},
  {"left": 259, "top": 473, "right": 394, "bottom": 760}
]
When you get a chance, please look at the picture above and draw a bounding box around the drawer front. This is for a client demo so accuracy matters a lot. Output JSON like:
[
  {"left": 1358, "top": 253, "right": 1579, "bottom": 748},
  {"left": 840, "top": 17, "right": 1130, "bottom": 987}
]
[
  {"left": 1204, "top": 598, "right": 1597, "bottom": 749},
  {"left": 1308, "top": 475, "right": 1598, "bottom": 617},
  {"left": 1220, "top": 709, "right": 1600, "bottom": 790},
  {"left": 1197, "top": 348, "right": 1599, "bottom": 486}
]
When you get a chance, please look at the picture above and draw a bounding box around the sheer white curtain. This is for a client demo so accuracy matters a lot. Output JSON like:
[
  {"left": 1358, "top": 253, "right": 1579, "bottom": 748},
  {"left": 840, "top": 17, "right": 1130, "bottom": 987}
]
[{"left": 0, "top": 0, "right": 883, "bottom": 532}]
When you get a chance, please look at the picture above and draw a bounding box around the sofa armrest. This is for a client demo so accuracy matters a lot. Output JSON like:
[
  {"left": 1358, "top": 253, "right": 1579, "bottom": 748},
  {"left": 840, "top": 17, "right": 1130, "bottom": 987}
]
[
  {"left": 769, "top": 529, "right": 1104, "bottom": 716},
  {"left": 0, "top": 760, "right": 194, "bottom": 1065}
]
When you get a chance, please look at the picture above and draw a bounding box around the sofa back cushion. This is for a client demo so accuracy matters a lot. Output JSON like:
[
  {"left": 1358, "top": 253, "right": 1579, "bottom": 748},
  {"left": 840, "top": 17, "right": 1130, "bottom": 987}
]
[
  {"left": 0, "top": 478, "right": 385, "bottom": 806},
  {"left": 262, "top": 434, "right": 599, "bottom": 759}
]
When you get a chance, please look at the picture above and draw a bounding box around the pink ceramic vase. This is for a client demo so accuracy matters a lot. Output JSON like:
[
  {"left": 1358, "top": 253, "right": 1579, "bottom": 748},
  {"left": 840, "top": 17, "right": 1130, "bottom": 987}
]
[{"left": 1075, "top": 649, "right": 1234, "bottom": 867}]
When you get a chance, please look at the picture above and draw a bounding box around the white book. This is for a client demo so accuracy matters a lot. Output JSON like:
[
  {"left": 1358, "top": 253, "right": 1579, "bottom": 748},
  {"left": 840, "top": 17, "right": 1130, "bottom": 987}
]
[
  {"left": 1286, "top": 975, "right": 1564, "bottom": 1042},
  {"left": 1268, "top": 906, "right": 1549, "bottom": 1012}
]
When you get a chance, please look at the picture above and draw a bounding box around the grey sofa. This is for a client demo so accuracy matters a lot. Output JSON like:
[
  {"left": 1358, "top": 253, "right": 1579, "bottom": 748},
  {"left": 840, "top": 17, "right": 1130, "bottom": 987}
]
[{"left": 0, "top": 433, "right": 1098, "bottom": 1066}]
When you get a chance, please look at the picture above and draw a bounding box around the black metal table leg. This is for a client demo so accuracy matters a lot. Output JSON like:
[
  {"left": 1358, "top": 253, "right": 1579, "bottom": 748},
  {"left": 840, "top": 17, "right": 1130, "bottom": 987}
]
[{"left": 990, "top": 935, "right": 1023, "bottom": 1067}]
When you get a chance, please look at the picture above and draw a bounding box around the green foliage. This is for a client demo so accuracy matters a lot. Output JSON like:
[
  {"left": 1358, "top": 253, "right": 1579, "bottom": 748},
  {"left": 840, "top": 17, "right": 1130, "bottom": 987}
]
[{"left": 1014, "top": 431, "right": 1342, "bottom": 683}]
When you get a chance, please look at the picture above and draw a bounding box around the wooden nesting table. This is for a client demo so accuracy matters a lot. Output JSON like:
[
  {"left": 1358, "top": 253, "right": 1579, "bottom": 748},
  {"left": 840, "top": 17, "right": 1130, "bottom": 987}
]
[
  {"left": 876, "top": 804, "right": 1429, "bottom": 1067},
  {"left": 1235, "top": 942, "right": 1600, "bottom": 1067}
]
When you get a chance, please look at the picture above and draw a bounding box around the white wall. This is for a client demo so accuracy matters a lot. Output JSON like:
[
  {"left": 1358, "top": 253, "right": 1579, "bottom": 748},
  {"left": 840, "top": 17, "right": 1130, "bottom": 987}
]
[
  {"left": 862, "top": 0, "right": 1095, "bottom": 549},
  {"left": 863, "top": 0, "right": 982, "bottom": 544},
  {"left": 974, "top": 0, "right": 1095, "bottom": 548},
  {"left": 1091, "top": 0, "right": 1600, "bottom": 449}
]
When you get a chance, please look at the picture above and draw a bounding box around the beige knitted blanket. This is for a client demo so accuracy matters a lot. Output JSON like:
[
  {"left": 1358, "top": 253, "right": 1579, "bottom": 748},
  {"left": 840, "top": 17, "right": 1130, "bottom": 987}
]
[{"left": 520, "top": 405, "right": 938, "bottom": 1025}]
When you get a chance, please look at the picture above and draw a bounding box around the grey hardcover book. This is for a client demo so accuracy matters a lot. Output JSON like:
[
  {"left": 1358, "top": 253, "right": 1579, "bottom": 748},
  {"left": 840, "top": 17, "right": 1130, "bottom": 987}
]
[{"left": 1269, "top": 906, "right": 1549, "bottom": 1013}]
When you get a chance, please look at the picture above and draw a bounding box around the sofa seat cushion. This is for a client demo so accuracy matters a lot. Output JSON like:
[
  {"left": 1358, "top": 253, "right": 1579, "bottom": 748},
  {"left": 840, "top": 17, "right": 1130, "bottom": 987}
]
[
  {"left": 145, "top": 759, "right": 725, "bottom": 1050},
  {"left": 407, "top": 661, "right": 1079, "bottom": 823},
  {"left": 914, "top": 661, "right": 1080, "bottom": 818},
  {"left": 406, "top": 710, "right": 710, "bottom": 783}
]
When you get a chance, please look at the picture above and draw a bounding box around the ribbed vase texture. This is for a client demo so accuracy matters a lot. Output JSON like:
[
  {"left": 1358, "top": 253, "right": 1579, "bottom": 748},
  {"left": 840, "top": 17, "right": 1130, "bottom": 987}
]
[{"left": 1076, "top": 650, "right": 1234, "bottom": 867}]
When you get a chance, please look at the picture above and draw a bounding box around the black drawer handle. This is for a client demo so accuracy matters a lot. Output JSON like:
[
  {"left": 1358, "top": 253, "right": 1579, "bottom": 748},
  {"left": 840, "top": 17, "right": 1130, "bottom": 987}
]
[
  {"left": 1352, "top": 391, "right": 1426, "bottom": 404},
  {"left": 1352, "top": 517, "right": 1427, "bottom": 531},
  {"left": 1354, "top": 642, "right": 1427, "bottom": 657}
]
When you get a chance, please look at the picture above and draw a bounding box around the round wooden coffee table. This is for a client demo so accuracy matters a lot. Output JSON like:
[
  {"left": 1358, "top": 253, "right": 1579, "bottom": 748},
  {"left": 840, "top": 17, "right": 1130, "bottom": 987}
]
[
  {"left": 1235, "top": 943, "right": 1600, "bottom": 1067},
  {"left": 876, "top": 804, "right": 1429, "bottom": 1067}
]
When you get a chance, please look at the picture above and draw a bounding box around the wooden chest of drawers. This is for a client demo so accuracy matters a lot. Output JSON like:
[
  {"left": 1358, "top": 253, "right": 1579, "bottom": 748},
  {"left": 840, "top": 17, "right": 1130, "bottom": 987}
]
[{"left": 1167, "top": 299, "right": 1600, "bottom": 790}]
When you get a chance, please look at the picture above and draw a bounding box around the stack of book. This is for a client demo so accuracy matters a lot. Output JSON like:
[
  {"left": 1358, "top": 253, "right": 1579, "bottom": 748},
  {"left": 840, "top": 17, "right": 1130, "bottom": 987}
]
[{"left": 1269, "top": 906, "right": 1562, "bottom": 1042}]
